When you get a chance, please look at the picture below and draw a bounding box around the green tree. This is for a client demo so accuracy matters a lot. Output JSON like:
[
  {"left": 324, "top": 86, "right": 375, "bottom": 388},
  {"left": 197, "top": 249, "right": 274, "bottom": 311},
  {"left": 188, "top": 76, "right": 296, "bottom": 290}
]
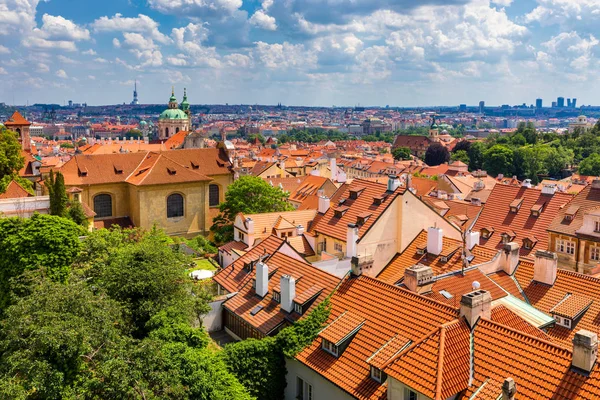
[
  {"left": 213, "top": 175, "right": 294, "bottom": 228},
  {"left": 392, "top": 146, "right": 411, "bottom": 161},
  {"left": 47, "top": 170, "right": 68, "bottom": 216},
  {"left": 483, "top": 145, "right": 514, "bottom": 177},
  {"left": 0, "top": 127, "right": 33, "bottom": 195},
  {"left": 67, "top": 200, "right": 89, "bottom": 227},
  {"left": 0, "top": 214, "right": 83, "bottom": 310},
  {"left": 451, "top": 150, "right": 470, "bottom": 164},
  {"left": 452, "top": 140, "right": 471, "bottom": 153},
  {"left": 424, "top": 143, "right": 450, "bottom": 166},
  {"left": 579, "top": 154, "right": 600, "bottom": 176},
  {"left": 468, "top": 141, "right": 486, "bottom": 171}
]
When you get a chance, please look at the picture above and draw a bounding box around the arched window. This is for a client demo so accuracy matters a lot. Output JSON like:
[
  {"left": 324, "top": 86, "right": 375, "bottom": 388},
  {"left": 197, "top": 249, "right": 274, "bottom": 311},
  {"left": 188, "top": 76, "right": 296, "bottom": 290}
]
[
  {"left": 165, "top": 127, "right": 169, "bottom": 137},
  {"left": 94, "top": 194, "right": 112, "bottom": 218},
  {"left": 209, "top": 184, "right": 220, "bottom": 207},
  {"left": 167, "top": 193, "right": 184, "bottom": 218},
  {"left": 176, "top": 127, "right": 180, "bottom": 133}
]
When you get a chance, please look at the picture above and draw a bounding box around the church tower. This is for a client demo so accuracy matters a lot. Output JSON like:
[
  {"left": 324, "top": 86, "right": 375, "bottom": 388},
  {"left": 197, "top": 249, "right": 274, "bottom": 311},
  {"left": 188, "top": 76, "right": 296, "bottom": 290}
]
[
  {"left": 4, "top": 111, "right": 31, "bottom": 151},
  {"left": 157, "top": 87, "right": 190, "bottom": 140}
]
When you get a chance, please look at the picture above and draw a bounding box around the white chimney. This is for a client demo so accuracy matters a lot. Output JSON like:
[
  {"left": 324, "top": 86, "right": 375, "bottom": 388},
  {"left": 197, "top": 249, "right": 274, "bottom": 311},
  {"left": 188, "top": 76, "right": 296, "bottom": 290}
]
[
  {"left": 542, "top": 183, "right": 557, "bottom": 195},
  {"left": 533, "top": 250, "right": 558, "bottom": 285},
  {"left": 246, "top": 217, "right": 255, "bottom": 234},
  {"left": 404, "top": 264, "right": 434, "bottom": 294},
  {"left": 346, "top": 224, "right": 359, "bottom": 258},
  {"left": 501, "top": 378, "right": 517, "bottom": 400},
  {"left": 310, "top": 169, "right": 320, "bottom": 176},
  {"left": 318, "top": 196, "right": 331, "bottom": 214},
  {"left": 280, "top": 275, "right": 296, "bottom": 313},
  {"left": 280, "top": 159, "right": 286, "bottom": 172},
  {"left": 330, "top": 158, "right": 337, "bottom": 180},
  {"left": 522, "top": 179, "right": 532, "bottom": 189},
  {"left": 572, "top": 330, "right": 598, "bottom": 374},
  {"left": 466, "top": 231, "right": 480, "bottom": 251},
  {"left": 471, "top": 197, "right": 482, "bottom": 206},
  {"left": 387, "top": 175, "right": 401, "bottom": 192},
  {"left": 427, "top": 227, "right": 443, "bottom": 255},
  {"left": 255, "top": 261, "right": 269, "bottom": 298},
  {"left": 592, "top": 179, "right": 600, "bottom": 190},
  {"left": 460, "top": 290, "right": 492, "bottom": 328},
  {"left": 337, "top": 169, "right": 347, "bottom": 183},
  {"left": 502, "top": 242, "right": 520, "bottom": 275},
  {"left": 296, "top": 225, "right": 304, "bottom": 236}
]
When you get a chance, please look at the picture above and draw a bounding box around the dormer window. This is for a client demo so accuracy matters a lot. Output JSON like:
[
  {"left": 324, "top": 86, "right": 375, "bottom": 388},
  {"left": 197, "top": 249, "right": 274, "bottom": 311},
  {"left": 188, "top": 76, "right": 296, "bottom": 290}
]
[
  {"left": 334, "top": 206, "right": 349, "bottom": 218},
  {"left": 595, "top": 221, "right": 600, "bottom": 233},
  {"left": 554, "top": 315, "right": 572, "bottom": 329},
  {"left": 273, "top": 291, "right": 281, "bottom": 303},
  {"left": 322, "top": 339, "right": 339, "bottom": 357},
  {"left": 349, "top": 187, "right": 365, "bottom": 200},
  {"left": 480, "top": 227, "right": 493, "bottom": 239},
  {"left": 294, "top": 302, "right": 302, "bottom": 314},
  {"left": 523, "top": 236, "right": 538, "bottom": 250},
  {"left": 370, "top": 366, "right": 384, "bottom": 383},
  {"left": 373, "top": 196, "right": 384, "bottom": 206},
  {"left": 416, "top": 246, "right": 426, "bottom": 255},
  {"left": 357, "top": 212, "right": 372, "bottom": 226},
  {"left": 509, "top": 198, "right": 523, "bottom": 213}
]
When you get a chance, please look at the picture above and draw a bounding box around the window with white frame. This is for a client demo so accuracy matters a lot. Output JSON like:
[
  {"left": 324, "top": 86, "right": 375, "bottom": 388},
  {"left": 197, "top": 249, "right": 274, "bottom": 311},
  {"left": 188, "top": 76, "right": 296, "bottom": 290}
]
[
  {"left": 296, "top": 377, "right": 313, "bottom": 400},
  {"left": 554, "top": 315, "right": 572, "bottom": 328},
  {"left": 595, "top": 220, "right": 600, "bottom": 233},
  {"left": 370, "top": 366, "right": 383, "bottom": 383},
  {"left": 322, "top": 339, "right": 339, "bottom": 357},
  {"left": 294, "top": 302, "right": 302, "bottom": 314},
  {"left": 334, "top": 242, "right": 343, "bottom": 252},
  {"left": 591, "top": 246, "right": 600, "bottom": 261},
  {"left": 273, "top": 291, "right": 280, "bottom": 303},
  {"left": 556, "top": 239, "right": 575, "bottom": 255}
]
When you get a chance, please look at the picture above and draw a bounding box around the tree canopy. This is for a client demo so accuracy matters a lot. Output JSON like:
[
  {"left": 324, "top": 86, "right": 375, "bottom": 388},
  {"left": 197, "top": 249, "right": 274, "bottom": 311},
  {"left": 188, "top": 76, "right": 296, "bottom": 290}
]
[
  {"left": 0, "top": 126, "right": 32, "bottom": 195},
  {"left": 392, "top": 146, "right": 411, "bottom": 161},
  {"left": 424, "top": 143, "right": 450, "bottom": 166}
]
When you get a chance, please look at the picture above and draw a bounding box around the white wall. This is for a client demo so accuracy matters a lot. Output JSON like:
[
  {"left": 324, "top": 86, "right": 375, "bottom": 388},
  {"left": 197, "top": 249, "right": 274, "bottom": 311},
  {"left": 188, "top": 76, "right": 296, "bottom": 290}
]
[
  {"left": 203, "top": 293, "right": 236, "bottom": 332},
  {"left": 0, "top": 196, "right": 50, "bottom": 218},
  {"left": 310, "top": 257, "right": 352, "bottom": 278},
  {"left": 285, "top": 358, "right": 356, "bottom": 400},
  {"left": 387, "top": 377, "right": 432, "bottom": 400}
]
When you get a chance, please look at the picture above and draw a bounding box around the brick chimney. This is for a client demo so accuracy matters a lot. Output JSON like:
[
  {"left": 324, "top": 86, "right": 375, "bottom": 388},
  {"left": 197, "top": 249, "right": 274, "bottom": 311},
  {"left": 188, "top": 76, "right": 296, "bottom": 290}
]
[
  {"left": 572, "top": 330, "right": 598, "bottom": 374},
  {"left": 255, "top": 261, "right": 269, "bottom": 298},
  {"left": 460, "top": 290, "right": 492, "bottom": 328},
  {"left": 502, "top": 242, "right": 520, "bottom": 275},
  {"left": 533, "top": 250, "right": 558, "bottom": 286},
  {"left": 280, "top": 275, "right": 296, "bottom": 313},
  {"left": 404, "top": 264, "right": 434, "bottom": 294},
  {"left": 427, "top": 226, "right": 443, "bottom": 256},
  {"left": 501, "top": 378, "right": 517, "bottom": 400}
]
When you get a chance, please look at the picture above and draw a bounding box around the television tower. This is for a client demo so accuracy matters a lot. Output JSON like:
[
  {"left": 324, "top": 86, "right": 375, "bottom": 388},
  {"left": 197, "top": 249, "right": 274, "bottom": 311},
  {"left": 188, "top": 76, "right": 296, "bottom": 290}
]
[{"left": 131, "top": 80, "right": 139, "bottom": 105}]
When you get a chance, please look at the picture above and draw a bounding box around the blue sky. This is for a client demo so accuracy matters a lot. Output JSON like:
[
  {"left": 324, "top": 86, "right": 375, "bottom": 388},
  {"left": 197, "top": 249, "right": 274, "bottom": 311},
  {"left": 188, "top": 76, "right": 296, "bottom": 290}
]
[{"left": 0, "top": 0, "right": 599, "bottom": 107}]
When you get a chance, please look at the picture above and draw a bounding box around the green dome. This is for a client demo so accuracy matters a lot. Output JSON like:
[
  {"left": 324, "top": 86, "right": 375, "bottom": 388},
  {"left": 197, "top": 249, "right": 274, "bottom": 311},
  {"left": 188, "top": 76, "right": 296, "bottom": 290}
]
[{"left": 159, "top": 108, "right": 188, "bottom": 120}]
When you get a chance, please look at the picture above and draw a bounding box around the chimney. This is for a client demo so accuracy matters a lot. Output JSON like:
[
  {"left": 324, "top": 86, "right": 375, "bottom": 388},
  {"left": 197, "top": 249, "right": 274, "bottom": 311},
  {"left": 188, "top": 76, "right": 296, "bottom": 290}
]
[
  {"left": 502, "top": 242, "right": 520, "bottom": 275},
  {"left": 404, "top": 264, "right": 434, "bottom": 294},
  {"left": 522, "top": 179, "right": 532, "bottom": 189},
  {"left": 427, "top": 226, "right": 443, "bottom": 256},
  {"left": 387, "top": 175, "right": 401, "bottom": 192},
  {"left": 466, "top": 231, "right": 480, "bottom": 251},
  {"left": 296, "top": 225, "right": 304, "bottom": 236},
  {"left": 318, "top": 196, "right": 331, "bottom": 214},
  {"left": 542, "top": 183, "right": 557, "bottom": 195},
  {"left": 330, "top": 158, "right": 337, "bottom": 180},
  {"left": 255, "top": 261, "right": 269, "bottom": 298},
  {"left": 471, "top": 197, "right": 481, "bottom": 206},
  {"left": 533, "top": 250, "right": 558, "bottom": 285},
  {"left": 460, "top": 290, "right": 492, "bottom": 328},
  {"left": 279, "top": 159, "right": 286, "bottom": 172},
  {"left": 346, "top": 223, "right": 359, "bottom": 258},
  {"left": 280, "top": 275, "right": 296, "bottom": 313},
  {"left": 572, "top": 330, "right": 598, "bottom": 374},
  {"left": 246, "top": 217, "right": 255, "bottom": 234},
  {"left": 310, "top": 169, "right": 320, "bottom": 176},
  {"left": 592, "top": 179, "right": 600, "bottom": 190},
  {"left": 501, "top": 378, "right": 517, "bottom": 400}
]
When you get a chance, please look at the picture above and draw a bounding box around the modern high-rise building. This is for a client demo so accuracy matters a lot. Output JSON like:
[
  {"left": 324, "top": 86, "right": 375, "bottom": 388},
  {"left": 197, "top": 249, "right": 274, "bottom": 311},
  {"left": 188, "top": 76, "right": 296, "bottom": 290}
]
[
  {"left": 567, "top": 98, "right": 572, "bottom": 108},
  {"left": 479, "top": 101, "right": 485, "bottom": 114},
  {"left": 459, "top": 104, "right": 467, "bottom": 112},
  {"left": 536, "top": 98, "right": 542, "bottom": 109},
  {"left": 552, "top": 101, "right": 558, "bottom": 108},
  {"left": 557, "top": 97, "right": 565, "bottom": 108},
  {"left": 572, "top": 98, "right": 577, "bottom": 108},
  {"left": 131, "top": 81, "right": 139, "bottom": 105}
]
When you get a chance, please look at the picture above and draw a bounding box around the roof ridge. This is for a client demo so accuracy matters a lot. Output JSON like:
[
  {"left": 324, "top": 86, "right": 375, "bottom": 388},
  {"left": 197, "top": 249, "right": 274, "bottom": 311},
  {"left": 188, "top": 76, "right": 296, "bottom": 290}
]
[
  {"left": 477, "top": 318, "right": 571, "bottom": 354},
  {"left": 557, "top": 268, "right": 600, "bottom": 284},
  {"left": 124, "top": 151, "right": 153, "bottom": 182},
  {"left": 435, "top": 324, "right": 446, "bottom": 400}
]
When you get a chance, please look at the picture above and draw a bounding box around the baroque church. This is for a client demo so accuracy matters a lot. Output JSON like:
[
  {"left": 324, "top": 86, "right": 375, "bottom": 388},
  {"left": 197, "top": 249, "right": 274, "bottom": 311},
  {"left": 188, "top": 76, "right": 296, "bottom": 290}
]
[{"left": 158, "top": 88, "right": 191, "bottom": 140}]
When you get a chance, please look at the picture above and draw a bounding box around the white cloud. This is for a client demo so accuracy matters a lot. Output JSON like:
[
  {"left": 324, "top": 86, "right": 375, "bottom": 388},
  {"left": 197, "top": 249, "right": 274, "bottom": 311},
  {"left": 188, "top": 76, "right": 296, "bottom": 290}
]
[
  {"left": 94, "top": 57, "right": 110, "bottom": 63},
  {"left": 113, "top": 38, "right": 121, "bottom": 48},
  {"left": 148, "top": 0, "right": 242, "bottom": 16},
  {"left": 92, "top": 13, "right": 171, "bottom": 44},
  {"left": 88, "top": 75, "right": 96, "bottom": 80},
  {"left": 122, "top": 33, "right": 156, "bottom": 51},
  {"left": 249, "top": 10, "right": 277, "bottom": 31},
  {"left": 0, "top": 0, "right": 40, "bottom": 35},
  {"left": 57, "top": 55, "right": 79, "bottom": 64},
  {"left": 167, "top": 57, "right": 188, "bottom": 66},
  {"left": 35, "top": 14, "right": 90, "bottom": 41},
  {"left": 540, "top": 31, "right": 599, "bottom": 74},
  {"left": 36, "top": 63, "right": 50, "bottom": 73},
  {"left": 170, "top": 23, "right": 221, "bottom": 67},
  {"left": 224, "top": 53, "right": 252, "bottom": 68},
  {"left": 491, "top": 0, "right": 513, "bottom": 5},
  {"left": 0, "top": 67, "right": 7, "bottom": 75},
  {"left": 254, "top": 41, "right": 317, "bottom": 70},
  {"left": 82, "top": 49, "right": 97, "bottom": 55},
  {"left": 0, "top": 45, "right": 10, "bottom": 54},
  {"left": 525, "top": 0, "right": 600, "bottom": 30},
  {"left": 56, "top": 69, "right": 68, "bottom": 79},
  {"left": 22, "top": 37, "right": 78, "bottom": 52}
]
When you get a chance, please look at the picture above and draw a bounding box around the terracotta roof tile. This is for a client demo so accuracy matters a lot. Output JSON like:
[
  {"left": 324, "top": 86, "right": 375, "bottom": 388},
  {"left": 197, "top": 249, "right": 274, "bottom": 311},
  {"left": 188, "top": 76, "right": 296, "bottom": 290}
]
[
  {"left": 319, "top": 311, "right": 366, "bottom": 345},
  {"left": 472, "top": 184, "right": 573, "bottom": 260},
  {"left": 366, "top": 334, "right": 411, "bottom": 370},
  {"left": 548, "top": 184, "right": 600, "bottom": 236},
  {"left": 550, "top": 293, "right": 593, "bottom": 320},
  {"left": 0, "top": 180, "right": 32, "bottom": 199},
  {"left": 490, "top": 305, "right": 551, "bottom": 340},
  {"left": 424, "top": 268, "right": 508, "bottom": 307},
  {"left": 4, "top": 111, "right": 31, "bottom": 126}
]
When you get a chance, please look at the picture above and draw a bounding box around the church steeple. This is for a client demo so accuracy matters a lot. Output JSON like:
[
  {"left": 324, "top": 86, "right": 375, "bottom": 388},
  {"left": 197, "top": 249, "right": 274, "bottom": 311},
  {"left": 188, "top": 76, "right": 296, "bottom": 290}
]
[
  {"left": 168, "top": 86, "right": 178, "bottom": 109},
  {"left": 181, "top": 87, "right": 190, "bottom": 117}
]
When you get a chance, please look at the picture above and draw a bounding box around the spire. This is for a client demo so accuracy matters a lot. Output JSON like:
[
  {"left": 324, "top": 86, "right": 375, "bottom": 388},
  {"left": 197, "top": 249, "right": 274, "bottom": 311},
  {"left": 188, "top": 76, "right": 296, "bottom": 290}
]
[
  {"left": 169, "top": 86, "right": 178, "bottom": 108},
  {"left": 181, "top": 87, "right": 190, "bottom": 114}
]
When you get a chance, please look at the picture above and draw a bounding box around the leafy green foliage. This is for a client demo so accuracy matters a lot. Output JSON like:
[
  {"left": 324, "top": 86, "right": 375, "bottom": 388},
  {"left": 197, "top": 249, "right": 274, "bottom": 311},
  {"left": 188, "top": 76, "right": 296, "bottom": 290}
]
[
  {"left": 483, "top": 145, "right": 514, "bottom": 177},
  {"left": 184, "top": 235, "right": 218, "bottom": 255},
  {"left": 451, "top": 150, "right": 470, "bottom": 164},
  {"left": 0, "top": 127, "right": 24, "bottom": 179},
  {"left": 66, "top": 200, "right": 89, "bottom": 227},
  {"left": 392, "top": 146, "right": 411, "bottom": 161},
  {"left": 578, "top": 153, "right": 600, "bottom": 176},
  {"left": 0, "top": 214, "right": 83, "bottom": 311},
  {"left": 46, "top": 170, "right": 68, "bottom": 217},
  {"left": 276, "top": 297, "right": 331, "bottom": 357}
]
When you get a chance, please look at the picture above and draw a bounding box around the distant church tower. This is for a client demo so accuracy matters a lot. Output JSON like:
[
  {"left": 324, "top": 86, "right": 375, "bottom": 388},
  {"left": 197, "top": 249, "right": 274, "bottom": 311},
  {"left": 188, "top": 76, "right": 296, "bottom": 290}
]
[
  {"left": 157, "top": 87, "right": 190, "bottom": 140},
  {"left": 429, "top": 115, "right": 440, "bottom": 142},
  {"left": 131, "top": 80, "right": 139, "bottom": 105},
  {"left": 4, "top": 111, "right": 31, "bottom": 151}
]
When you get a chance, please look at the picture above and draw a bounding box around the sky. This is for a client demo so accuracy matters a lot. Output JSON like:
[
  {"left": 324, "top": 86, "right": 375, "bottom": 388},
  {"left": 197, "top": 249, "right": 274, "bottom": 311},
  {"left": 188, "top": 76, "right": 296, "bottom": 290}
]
[{"left": 0, "top": 0, "right": 599, "bottom": 107}]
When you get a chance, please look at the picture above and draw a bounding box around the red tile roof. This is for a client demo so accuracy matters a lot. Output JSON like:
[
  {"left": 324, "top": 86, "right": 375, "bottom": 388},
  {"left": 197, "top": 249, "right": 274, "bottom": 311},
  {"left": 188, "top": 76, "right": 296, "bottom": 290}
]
[
  {"left": 295, "top": 276, "right": 458, "bottom": 400},
  {"left": 319, "top": 311, "right": 366, "bottom": 345},
  {"left": 424, "top": 268, "right": 508, "bottom": 307},
  {"left": 548, "top": 184, "right": 600, "bottom": 237},
  {"left": 310, "top": 179, "right": 405, "bottom": 242},
  {"left": 0, "top": 180, "right": 33, "bottom": 199},
  {"left": 472, "top": 184, "right": 573, "bottom": 260},
  {"left": 4, "top": 110, "right": 31, "bottom": 126}
]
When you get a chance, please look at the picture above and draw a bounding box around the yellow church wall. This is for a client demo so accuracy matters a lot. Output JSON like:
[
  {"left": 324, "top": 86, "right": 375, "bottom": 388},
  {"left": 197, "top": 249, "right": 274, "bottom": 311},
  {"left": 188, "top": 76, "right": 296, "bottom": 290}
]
[{"left": 78, "top": 183, "right": 131, "bottom": 219}]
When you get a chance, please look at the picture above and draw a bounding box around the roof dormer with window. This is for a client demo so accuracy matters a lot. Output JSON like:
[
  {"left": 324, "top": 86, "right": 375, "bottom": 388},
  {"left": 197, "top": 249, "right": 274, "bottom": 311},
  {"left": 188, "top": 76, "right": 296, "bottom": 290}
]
[{"left": 318, "top": 311, "right": 365, "bottom": 358}]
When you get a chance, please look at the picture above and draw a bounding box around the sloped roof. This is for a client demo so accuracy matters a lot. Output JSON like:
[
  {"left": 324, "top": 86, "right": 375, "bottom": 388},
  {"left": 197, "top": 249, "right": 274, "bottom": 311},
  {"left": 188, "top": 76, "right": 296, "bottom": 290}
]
[
  {"left": 0, "top": 180, "right": 32, "bottom": 199},
  {"left": 310, "top": 179, "right": 405, "bottom": 242},
  {"left": 222, "top": 250, "right": 341, "bottom": 335},
  {"left": 514, "top": 260, "right": 600, "bottom": 347},
  {"left": 424, "top": 268, "right": 508, "bottom": 307},
  {"left": 4, "top": 110, "right": 31, "bottom": 126},
  {"left": 294, "top": 276, "right": 458, "bottom": 400},
  {"left": 472, "top": 184, "right": 573, "bottom": 260},
  {"left": 548, "top": 184, "right": 600, "bottom": 236}
]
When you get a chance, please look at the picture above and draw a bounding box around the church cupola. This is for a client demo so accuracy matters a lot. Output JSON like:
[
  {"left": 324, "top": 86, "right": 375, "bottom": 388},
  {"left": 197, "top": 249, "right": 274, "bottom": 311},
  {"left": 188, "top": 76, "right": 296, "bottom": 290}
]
[
  {"left": 181, "top": 88, "right": 190, "bottom": 116},
  {"left": 168, "top": 87, "right": 178, "bottom": 109}
]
